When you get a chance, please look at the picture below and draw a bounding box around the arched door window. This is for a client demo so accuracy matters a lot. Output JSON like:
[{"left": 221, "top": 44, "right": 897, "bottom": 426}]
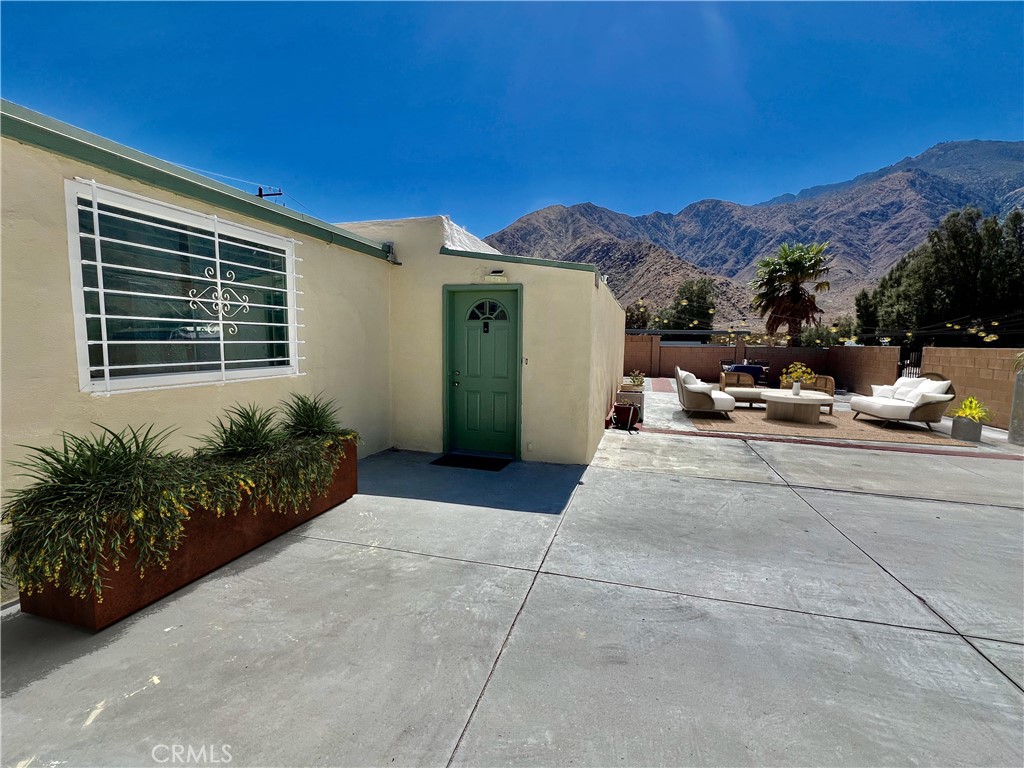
[{"left": 466, "top": 300, "right": 509, "bottom": 321}]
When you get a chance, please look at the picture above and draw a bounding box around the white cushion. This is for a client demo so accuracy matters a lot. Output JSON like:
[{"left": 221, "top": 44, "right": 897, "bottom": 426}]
[
  {"left": 894, "top": 376, "right": 928, "bottom": 390},
  {"left": 850, "top": 395, "right": 915, "bottom": 419},
  {"left": 893, "top": 386, "right": 917, "bottom": 401},
  {"left": 906, "top": 391, "right": 954, "bottom": 406},
  {"left": 724, "top": 387, "right": 764, "bottom": 401},
  {"left": 871, "top": 385, "right": 897, "bottom": 398},
  {"left": 685, "top": 382, "right": 713, "bottom": 395},
  {"left": 710, "top": 390, "right": 736, "bottom": 411},
  {"left": 915, "top": 379, "right": 951, "bottom": 395}
]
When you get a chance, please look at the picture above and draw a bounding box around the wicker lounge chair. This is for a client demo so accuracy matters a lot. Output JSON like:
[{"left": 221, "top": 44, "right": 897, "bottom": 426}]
[{"left": 850, "top": 372, "right": 955, "bottom": 429}]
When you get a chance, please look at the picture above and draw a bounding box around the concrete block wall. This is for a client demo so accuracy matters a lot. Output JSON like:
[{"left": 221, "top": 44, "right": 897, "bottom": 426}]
[
  {"left": 922, "top": 347, "right": 1022, "bottom": 430},
  {"left": 624, "top": 335, "right": 660, "bottom": 377},
  {"left": 826, "top": 346, "right": 900, "bottom": 395},
  {"left": 740, "top": 347, "right": 829, "bottom": 388},
  {"left": 659, "top": 345, "right": 735, "bottom": 382}
]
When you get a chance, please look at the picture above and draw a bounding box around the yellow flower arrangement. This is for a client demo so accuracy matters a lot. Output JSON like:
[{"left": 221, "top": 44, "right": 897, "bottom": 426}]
[{"left": 780, "top": 362, "right": 816, "bottom": 385}]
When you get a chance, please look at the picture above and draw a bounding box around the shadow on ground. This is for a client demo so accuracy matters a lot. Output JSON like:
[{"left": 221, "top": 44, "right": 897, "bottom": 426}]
[{"left": 358, "top": 450, "right": 585, "bottom": 514}]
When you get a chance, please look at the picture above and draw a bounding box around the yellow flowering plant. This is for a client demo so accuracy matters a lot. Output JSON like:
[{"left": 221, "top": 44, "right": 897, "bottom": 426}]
[
  {"left": 780, "top": 362, "right": 816, "bottom": 385},
  {"left": 951, "top": 396, "right": 991, "bottom": 423}
]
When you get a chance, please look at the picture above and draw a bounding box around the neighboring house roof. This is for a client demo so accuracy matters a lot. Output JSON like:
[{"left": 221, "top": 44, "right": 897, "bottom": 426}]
[{"left": 0, "top": 99, "right": 390, "bottom": 261}]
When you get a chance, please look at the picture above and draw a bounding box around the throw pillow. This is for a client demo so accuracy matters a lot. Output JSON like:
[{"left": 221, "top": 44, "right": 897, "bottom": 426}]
[
  {"left": 685, "top": 383, "right": 713, "bottom": 395},
  {"left": 916, "top": 378, "right": 951, "bottom": 395},
  {"left": 893, "top": 386, "right": 917, "bottom": 401},
  {"left": 906, "top": 391, "right": 953, "bottom": 406},
  {"left": 871, "top": 385, "right": 897, "bottom": 399}
]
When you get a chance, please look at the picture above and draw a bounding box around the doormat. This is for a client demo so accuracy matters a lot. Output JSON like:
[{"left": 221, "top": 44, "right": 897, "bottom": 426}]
[{"left": 430, "top": 454, "right": 513, "bottom": 472}]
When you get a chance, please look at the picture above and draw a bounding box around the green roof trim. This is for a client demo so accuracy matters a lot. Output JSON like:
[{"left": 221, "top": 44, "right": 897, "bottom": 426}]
[
  {"left": 0, "top": 99, "right": 390, "bottom": 260},
  {"left": 439, "top": 246, "right": 605, "bottom": 278}
]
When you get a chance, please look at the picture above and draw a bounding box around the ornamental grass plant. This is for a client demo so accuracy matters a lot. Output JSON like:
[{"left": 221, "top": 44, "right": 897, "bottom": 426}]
[
  {"left": 951, "top": 396, "right": 992, "bottom": 423},
  {"left": 0, "top": 426, "right": 193, "bottom": 599},
  {"left": 1, "top": 394, "right": 359, "bottom": 600}
]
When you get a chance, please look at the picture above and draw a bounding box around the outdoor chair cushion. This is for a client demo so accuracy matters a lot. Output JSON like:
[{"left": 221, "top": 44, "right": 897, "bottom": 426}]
[
  {"left": 675, "top": 367, "right": 735, "bottom": 413},
  {"left": 849, "top": 395, "right": 918, "bottom": 420}
]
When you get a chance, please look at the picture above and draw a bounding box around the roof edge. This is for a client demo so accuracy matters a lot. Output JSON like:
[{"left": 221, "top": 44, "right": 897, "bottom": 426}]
[
  {"left": 0, "top": 99, "right": 390, "bottom": 261},
  {"left": 439, "top": 246, "right": 604, "bottom": 278}
]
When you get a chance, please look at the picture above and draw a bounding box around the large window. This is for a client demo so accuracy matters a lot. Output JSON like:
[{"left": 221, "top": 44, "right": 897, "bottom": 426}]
[{"left": 66, "top": 179, "right": 301, "bottom": 393}]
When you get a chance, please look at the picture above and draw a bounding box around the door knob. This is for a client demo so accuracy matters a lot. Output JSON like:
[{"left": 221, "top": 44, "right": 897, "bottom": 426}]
[{"left": 453, "top": 381, "right": 460, "bottom": 387}]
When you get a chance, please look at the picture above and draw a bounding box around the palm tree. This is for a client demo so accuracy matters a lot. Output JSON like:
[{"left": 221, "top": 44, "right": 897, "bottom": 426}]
[{"left": 750, "top": 242, "right": 831, "bottom": 344}]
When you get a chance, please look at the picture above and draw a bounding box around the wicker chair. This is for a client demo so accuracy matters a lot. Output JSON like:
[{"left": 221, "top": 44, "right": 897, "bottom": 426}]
[
  {"left": 719, "top": 371, "right": 766, "bottom": 407},
  {"left": 804, "top": 375, "right": 836, "bottom": 414}
]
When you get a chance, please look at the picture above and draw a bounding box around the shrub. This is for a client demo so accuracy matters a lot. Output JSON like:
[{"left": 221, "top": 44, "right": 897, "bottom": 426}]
[
  {"left": 951, "top": 396, "right": 991, "bottom": 423},
  {"left": 1, "top": 426, "right": 193, "bottom": 600},
  {"left": 2, "top": 397, "right": 359, "bottom": 600},
  {"left": 281, "top": 392, "right": 358, "bottom": 440}
]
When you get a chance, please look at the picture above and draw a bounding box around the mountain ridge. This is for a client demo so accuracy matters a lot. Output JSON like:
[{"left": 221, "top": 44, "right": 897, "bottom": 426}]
[{"left": 485, "top": 140, "right": 1023, "bottom": 320}]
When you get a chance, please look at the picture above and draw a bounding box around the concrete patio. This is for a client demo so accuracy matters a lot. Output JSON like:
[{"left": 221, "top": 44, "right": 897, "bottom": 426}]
[{"left": 3, "top": 427, "right": 1023, "bottom": 766}]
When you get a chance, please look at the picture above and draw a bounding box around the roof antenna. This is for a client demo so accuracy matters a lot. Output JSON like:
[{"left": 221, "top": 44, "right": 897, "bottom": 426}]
[{"left": 257, "top": 186, "right": 283, "bottom": 199}]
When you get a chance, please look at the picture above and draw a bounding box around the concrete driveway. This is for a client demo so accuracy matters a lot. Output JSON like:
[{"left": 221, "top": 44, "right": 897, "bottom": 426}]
[{"left": 3, "top": 437, "right": 1022, "bottom": 767}]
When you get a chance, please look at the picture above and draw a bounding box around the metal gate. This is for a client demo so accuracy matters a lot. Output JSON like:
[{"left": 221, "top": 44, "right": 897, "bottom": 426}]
[{"left": 898, "top": 347, "right": 922, "bottom": 378}]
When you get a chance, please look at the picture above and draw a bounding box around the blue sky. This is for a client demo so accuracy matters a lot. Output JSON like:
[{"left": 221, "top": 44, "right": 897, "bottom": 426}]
[{"left": 2, "top": 2, "right": 1021, "bottom": 237}]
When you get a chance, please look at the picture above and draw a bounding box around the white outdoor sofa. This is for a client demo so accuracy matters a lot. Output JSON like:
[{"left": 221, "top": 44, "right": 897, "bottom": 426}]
[
  {"left": 675, "top": 367, "right": 736, "bottom": 414},
  {"left": 850, "top": 373, "right": 955, "bottom": 430}
]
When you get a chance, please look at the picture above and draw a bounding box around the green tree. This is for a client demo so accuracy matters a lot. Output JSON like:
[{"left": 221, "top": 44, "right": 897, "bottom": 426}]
[
  {"left": 750, "top": 242, "right": 832, "bottom": 344},
  {"left": 624, "top": 299, "right": 650, "bottom": 329},
  {"left": 862, "top": 207, "right": 1024, "bottom": 346},
  {"left": 799, "top": 314, "right": 857, "bottom": 347},
  {"left": 660, "top": 278, "right": 718, "bottom": 330}
]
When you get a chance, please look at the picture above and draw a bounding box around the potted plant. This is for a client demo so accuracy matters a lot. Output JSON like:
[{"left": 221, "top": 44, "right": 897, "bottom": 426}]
[
  {"left": 949, "top": 396, "right": 991, "bottom": 442},
  {"left": 780, "top": 362, "right": 816, "bottom": 395},
  {"left": 2, "top": 393, "right": 358, "bottom": 631},
  {"left": 612, "top": 400, "right": 641, "bottom": 431},
  {"left": 621, "top": 370, "right": 646, "bottom": 392}
]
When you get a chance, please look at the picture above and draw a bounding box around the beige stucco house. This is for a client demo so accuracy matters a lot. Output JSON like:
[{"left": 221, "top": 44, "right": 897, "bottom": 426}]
[{"left": 0, "top": 100, "right": 624, "bottom": 492}]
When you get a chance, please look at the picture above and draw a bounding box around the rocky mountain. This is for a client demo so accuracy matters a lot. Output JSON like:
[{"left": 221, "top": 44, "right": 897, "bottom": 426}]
[{"left": 486, "top": 140, "right": 1024, "bottom": 320}]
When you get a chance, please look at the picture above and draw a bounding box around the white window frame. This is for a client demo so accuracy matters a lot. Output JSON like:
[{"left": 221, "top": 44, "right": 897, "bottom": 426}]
[{"left": 65, "top": 178, "right": 304, "bottom": 395}]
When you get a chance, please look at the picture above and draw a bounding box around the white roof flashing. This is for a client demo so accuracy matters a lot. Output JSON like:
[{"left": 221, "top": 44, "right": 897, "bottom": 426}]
[{"left": 441, "top": 215, "right": 502, "bottom": 255}]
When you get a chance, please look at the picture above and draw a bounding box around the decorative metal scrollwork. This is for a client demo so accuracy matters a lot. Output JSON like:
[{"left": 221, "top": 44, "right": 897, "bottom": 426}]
[{"left": 188, "top": 279, "right": 250, "bottom": 335}]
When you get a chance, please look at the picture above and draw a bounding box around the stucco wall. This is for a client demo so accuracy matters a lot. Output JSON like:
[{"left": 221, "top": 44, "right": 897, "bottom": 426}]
[
  {"left": 1, "top": 138, "right": 393, "bottom": 495},
  {"left": 587, "top": 279, "right": 626, "bottom": 459},
  {"left": 343, "top": 217, "right": 622, "bottom": 465}
]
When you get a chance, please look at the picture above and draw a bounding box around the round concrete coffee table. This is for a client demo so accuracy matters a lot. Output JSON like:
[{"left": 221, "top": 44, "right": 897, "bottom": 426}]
[{"left": 760, "top": 391, "right": 834, "bottom": 425}]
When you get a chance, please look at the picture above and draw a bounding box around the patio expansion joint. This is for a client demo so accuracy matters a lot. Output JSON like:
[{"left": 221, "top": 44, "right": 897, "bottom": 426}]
[
  {"left": 747, "top": 443, "right": 1024, "bottom": 695},
  {"left": 444, "top": 478, "right": 585, "bottom": 768},
  {"left": 781, "top": 483, "right": 1024, "bottom": 512},
  {"left": 535, "top": 569, "right": 962, "bottom": 640},
  {"left": 644, "top": 425, "right": 1024, "bottom": 462},
  {"left": 283, "top": 530, "right": 538, "bottom": 575}
]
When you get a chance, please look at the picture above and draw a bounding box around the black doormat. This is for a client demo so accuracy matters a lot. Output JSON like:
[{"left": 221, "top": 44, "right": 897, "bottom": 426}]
[{"left": 430, "top": 454, "right": 513, "bottom": 472}]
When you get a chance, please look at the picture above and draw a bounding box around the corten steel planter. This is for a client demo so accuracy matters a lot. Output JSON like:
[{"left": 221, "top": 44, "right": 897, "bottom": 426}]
[{"left": 18, "top": 440, "right": 357, "bottom": 632}]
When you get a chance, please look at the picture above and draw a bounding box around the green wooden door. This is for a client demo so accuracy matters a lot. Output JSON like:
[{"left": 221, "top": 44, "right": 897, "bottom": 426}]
[{"left": 446, "top": 291, "right": 519, "bottom": 455}]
